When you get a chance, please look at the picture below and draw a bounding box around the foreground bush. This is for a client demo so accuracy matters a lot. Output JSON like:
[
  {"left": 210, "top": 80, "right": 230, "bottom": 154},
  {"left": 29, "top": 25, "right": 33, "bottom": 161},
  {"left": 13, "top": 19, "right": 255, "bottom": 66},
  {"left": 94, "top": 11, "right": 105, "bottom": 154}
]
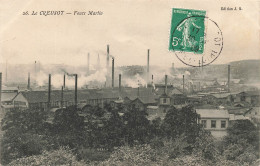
[
  {"left": 97, "top": 145, "right": 165, "bottom": 166},
  {"left": 89, "top": 140, "right": 257, "bottom": 166},
  {"left": 7, "top": 147, "right": 85, "bottom": 166}
]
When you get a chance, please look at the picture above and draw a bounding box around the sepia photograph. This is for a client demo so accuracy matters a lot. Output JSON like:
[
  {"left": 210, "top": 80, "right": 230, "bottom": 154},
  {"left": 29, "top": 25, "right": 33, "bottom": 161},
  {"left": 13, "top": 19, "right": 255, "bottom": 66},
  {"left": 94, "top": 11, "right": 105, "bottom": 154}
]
[{"left": 0, "top": 0, "right": 259, "bottom": 165}]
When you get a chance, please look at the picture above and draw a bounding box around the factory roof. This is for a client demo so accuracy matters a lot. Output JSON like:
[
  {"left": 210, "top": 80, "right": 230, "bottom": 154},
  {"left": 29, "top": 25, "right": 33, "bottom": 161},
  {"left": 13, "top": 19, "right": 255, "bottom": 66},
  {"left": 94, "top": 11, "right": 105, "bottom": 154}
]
[
  {"left": 209, "top": 93, "right": 231, "bottom": 98},
  {"left": 194, "top": 104, "right": 218, "bottom": 109},
  {"left": 1, "top": 92, "right": 19, "bottom": 102},
  {"left": 2, "top": 86, "right": 19, "bottom": 91},
  {"left": 196, "top": 109, "right": 230, "bottom": 119},
  {"left": 154, "top": 87, "right": 183, "bottom": 96},
  {"left": 124, "top": 88, "right": 155, "bottom": 99},
  {"left": 16, "top": 88, "right": 157, "bottom": 104},
  {"left": 138, "top": 96, "right": 157, "bottom": 104},
  {"left": 239, "top": 91, "right": 260, "bottom": 96},
  {"left": 19, "top": 90, "right": 102, "bottom": 103},
  {"left": 131, "top": 96, "right": 157, "bottom": 105},
  {"left": 170, "top": 88, "right": 183, "bottom": 95}
]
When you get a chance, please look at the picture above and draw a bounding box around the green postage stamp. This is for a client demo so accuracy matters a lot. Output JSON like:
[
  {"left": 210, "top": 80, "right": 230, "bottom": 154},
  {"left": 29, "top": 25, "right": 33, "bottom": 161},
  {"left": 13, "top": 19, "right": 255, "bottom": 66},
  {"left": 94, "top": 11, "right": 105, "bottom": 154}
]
[{"left": 169, "top": 8, "right": 206, "bottom": 54}]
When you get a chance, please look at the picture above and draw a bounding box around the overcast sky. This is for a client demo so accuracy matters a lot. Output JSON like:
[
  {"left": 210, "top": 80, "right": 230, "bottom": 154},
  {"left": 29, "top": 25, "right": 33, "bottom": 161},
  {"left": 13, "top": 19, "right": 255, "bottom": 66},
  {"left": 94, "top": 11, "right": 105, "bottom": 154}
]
[{"left": 0, "top": 0, "right": 259, "bottom": 68}]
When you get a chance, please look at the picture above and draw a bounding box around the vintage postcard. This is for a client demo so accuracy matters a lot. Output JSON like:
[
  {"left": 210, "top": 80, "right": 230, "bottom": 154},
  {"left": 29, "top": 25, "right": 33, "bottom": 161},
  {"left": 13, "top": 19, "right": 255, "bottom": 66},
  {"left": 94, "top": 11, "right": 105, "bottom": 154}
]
[{"left": 0, "top": 0, "right": 259, "bottom": 165}]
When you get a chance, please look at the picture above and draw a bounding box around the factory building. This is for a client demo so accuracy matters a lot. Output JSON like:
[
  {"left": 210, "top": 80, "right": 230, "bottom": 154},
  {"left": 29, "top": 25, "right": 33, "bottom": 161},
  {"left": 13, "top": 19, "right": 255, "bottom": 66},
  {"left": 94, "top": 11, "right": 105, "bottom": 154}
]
[{"left": 11, "top": 87, "right": 158, "bottom": 110}]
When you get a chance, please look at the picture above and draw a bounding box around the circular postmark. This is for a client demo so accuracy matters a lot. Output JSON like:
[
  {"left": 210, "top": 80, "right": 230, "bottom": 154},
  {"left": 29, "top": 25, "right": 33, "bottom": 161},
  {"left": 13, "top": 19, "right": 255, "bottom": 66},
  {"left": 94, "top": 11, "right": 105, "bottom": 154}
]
[{"left": 171, "top": 16, "right": 223, "bottom": 67}]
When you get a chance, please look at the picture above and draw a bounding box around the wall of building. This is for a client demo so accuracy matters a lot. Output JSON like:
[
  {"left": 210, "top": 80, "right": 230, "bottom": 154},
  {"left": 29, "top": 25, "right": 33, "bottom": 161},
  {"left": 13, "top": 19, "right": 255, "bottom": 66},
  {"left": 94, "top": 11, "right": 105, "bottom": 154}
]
[
  {"left": 159, "top": 97, "right": 170, "bottom": 105},
  {"left": 199, "top": 118, "right": 229, "bottom": 138},
  {"left": 13, "top": 93, "right": 29, "bottom": 108}
]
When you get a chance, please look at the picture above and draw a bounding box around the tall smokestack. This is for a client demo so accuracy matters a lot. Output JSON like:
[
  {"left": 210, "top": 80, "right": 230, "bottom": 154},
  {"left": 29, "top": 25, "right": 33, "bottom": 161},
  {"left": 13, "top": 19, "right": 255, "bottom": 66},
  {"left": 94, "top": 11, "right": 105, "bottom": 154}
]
[
  {"left": 165, "top": 75, "right": 168, "bottom": 94},
  {"left": 75, "top": 74, "right": 78, "bottom": 106},
  {"left": 48, "top": 74, "right": 51, "bottom": 108},
  {"left": 61, "top": 86, "right": 64, "bottom": 108},
  {"left": 87, "top": 53, "right": 90, "bottom": 75},
  {"left": 228, "top": 65, "right": 230, "bottom": 92},
  {"left": 112, "top": 58, "right": 114, "bottom": 88},
  {"left": 119, "top": 74, "right": 121, "bottom": 92},
  {"left": 27, "top": 72, "right": 30, "bottom": 90},
  {"left": 183, "top": 75, "right": 185, "bottom": 94},
  {"left": 147, "top": 49, "right": 150, "bottom": 85},
  {"left": 106, "top": 45, "right": 110, "bottom": 69},
  {"left": 106, "top": 45, "right": 110, "bottom": 87},
  {"left": 63, "top": 74, "right": 66, "bottom": 89},
  {"left": 0, "top": 73, "right": 2, "bottom": 112}
]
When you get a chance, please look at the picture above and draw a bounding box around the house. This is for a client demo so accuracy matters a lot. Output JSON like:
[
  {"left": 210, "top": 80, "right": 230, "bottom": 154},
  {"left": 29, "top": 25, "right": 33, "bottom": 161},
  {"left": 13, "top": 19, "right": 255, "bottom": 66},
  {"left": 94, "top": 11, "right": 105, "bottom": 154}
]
[
  {"left": 244, "top": 107, "right": 260, "bottom": 126},
  {"left": 201, "top": 94, "right": 217, "bottom": 105},
  {"left": 211, "top": 93, "right": 231, "bottom": 104},
  {"left": 1, "top": 92, "right": 19, "bottom": 111},
  {"left": 233, "top": 91, "right": 260, "bottom": 105},
  {"left": 158, "top": 93, "right": 171, "bottom": 107},
  {"left": 130, "top": 98, "right": 146, "bottom": 111},
  {"left": 1, "top": 87, "right": 20, "bottom": 111},
  {"left": 196, "top": 109, "right": 230, "bottom": 138},
  {"left": 187, "top": 95, "right": 201, "bottom": 105},
  {"left": 169, "top": 88, "right": 186, "bottom": 105}
]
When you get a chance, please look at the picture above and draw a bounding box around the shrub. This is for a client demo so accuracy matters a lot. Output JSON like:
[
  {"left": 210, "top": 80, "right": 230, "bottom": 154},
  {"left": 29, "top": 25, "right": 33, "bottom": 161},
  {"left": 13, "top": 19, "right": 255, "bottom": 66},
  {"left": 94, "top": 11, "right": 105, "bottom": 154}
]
[
  {"left": 8, "top": 147, "right": 85, "bottom": 166},
  {"left": 77, "top": 148, "right": 111, "bottom": 162},
  {"left": 99, "top": 144, "right": 164, "bottom": 166}
]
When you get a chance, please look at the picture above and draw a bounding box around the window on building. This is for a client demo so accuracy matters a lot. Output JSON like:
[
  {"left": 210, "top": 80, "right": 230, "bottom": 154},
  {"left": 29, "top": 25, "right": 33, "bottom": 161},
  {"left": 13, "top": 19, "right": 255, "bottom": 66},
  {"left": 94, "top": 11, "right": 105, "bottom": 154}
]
[
  {"left": 163, "top": 98, "right": 167, "bottom": 103},
  {"left": 255, "top": 112, "right": 257, "bottom": 115},
  {"left": 221, "top": 120, "right": 226, "bottom": 128},
  {"left": 211, "top": 120, "right": 216, "bottom": 128},
  {"left": 201, "top": 120, "right": 207, "bottom": 128}
]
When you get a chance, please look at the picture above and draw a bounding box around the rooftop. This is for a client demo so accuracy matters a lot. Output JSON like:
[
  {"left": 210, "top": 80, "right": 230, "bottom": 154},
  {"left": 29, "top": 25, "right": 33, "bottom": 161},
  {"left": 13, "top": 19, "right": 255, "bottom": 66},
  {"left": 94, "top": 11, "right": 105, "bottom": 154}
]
[
  {"left": 210, "top": 93, "right": 231, "bottom": 98},
  {"left": 1, "top": 92, "right": 18, "bottom": 102},
  {"left": 18, "top": 87, "right": 157, "bottom": 104},
  {"left": 196, "top": 109, "right": 230, "bottom": 119}
]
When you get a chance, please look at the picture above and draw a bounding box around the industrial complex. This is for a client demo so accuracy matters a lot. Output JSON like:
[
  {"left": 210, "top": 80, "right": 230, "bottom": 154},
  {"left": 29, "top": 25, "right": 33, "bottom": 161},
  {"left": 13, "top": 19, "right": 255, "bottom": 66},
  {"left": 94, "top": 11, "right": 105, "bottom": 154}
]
[{"left": 0, "top": 45, "right": 259, "bottom": 138}]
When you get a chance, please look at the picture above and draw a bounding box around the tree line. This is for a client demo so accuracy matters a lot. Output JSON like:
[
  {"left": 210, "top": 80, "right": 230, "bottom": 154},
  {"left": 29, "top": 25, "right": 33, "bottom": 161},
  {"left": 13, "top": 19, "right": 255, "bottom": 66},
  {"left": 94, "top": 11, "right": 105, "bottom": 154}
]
[{"left": 1, "top": 103, "right": 259, "bottom": 165}]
